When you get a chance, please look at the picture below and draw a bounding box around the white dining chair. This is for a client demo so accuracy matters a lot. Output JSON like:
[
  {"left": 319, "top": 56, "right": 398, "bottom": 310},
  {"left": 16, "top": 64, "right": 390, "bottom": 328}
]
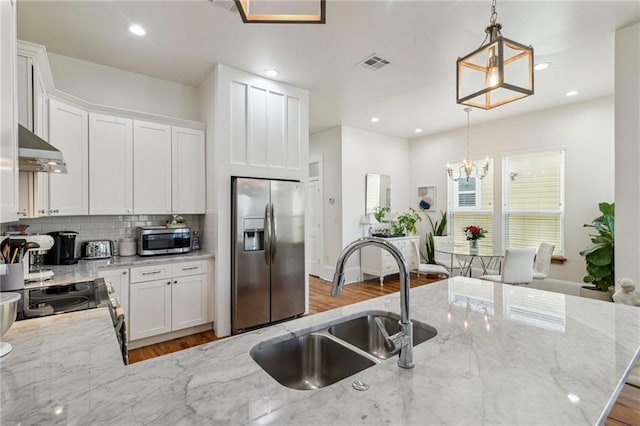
[
  {"left": 432, "top": 235, "right": 461, "bottom": 276},
  {"left": 412, "top": 239, "right": 449, "bottom": 278},
  {"left": 479, "top": 248, "right": 536, "bottom": 285},
  {"left": 533, "top": 242, "right": 555, "bottom": 280}
]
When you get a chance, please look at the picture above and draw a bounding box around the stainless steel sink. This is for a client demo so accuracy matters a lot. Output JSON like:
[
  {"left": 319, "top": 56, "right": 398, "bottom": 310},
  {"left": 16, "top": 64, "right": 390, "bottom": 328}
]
[
  {"left": 250, "top": 333, "right": 376, "bottom": 390},
  {"left": 328, "top": 313, "right": 438, "bottom": 359},
  {"left": 250, "top": 311, "right": 437, "bottom": 390}
]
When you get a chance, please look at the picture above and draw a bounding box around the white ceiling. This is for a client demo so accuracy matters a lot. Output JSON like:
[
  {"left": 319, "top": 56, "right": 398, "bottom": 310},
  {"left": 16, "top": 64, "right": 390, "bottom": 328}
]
[{"left": 16, "top": 1, "right": 640, "bottom": 139}]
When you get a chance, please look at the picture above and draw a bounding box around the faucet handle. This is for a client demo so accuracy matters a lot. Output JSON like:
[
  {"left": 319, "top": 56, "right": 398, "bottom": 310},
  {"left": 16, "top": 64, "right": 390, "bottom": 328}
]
[{"left": 374, "top": 317, "right": 398, "bottom": 353}]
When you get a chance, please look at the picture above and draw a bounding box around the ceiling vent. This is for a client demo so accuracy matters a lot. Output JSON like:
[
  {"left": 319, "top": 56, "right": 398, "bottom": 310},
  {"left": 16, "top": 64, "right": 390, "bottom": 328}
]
[
  {"left": 358, "top": 54, "right": 390, "bottom": 71},
  {"left": 208, "top": 0, "right": 239, "bottom": 14}
]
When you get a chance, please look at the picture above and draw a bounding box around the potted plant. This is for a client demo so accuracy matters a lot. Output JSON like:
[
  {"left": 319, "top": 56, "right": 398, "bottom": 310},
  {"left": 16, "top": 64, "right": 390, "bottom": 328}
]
[
  {"left": 579, "top": 202, "right": 615, "bottom": 301},
  {"left": 425, "top": 211, "right": 447, "bottom": 264},
  {"left": 392, "top": 208, "right": 422, "bottom": 236},
  {"left": 373, "top": 206, "right": 390, "bottom": 223}
]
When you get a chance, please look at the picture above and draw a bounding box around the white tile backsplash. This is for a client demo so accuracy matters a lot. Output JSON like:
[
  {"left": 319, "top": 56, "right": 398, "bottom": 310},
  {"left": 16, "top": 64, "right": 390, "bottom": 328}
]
[{"left": 1, "top": 214, "right": 202, "bottom": 256}]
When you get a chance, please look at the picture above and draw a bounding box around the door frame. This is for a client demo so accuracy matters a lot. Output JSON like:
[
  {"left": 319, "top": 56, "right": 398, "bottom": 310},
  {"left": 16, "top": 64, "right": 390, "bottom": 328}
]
[{"left": 307, "top": 154, "right": 324, "bottom": 278}]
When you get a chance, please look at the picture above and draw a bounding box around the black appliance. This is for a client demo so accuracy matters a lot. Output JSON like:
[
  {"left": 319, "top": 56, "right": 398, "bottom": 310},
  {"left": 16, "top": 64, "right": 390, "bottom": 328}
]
[{"left": 45, "top": 231, "right": 78, "bottom": 265}]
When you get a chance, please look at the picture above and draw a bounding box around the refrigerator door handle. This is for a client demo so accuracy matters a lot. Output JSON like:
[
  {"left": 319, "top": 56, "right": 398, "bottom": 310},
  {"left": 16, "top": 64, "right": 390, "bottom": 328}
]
[
  {"left": 270, "top": 203, "right": 277, "bottom": 261},
  {"left": 264, "top": 203, "right": 271, "bottom": 265}
]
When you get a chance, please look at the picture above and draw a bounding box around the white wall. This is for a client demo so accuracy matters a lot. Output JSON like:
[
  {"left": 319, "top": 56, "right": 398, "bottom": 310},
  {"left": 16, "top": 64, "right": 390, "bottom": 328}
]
[
  {"left": 409, "top": 96, "right": 615, "bottom": 283},
  {"left": 47, "top": 52, "right": 200, "bottom": 121},
  {"left": 615, "top": 22, "right": 640, "bottom": 286},
  {"left": 310, "top": 126, "right": 410, "bottom": 282},
  {"left": 309, "top": 127, "right": 342, "bottom": 278}
]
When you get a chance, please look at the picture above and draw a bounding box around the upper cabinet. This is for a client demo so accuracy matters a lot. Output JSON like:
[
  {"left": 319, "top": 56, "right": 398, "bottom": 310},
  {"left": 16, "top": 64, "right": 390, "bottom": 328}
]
[
  {"left": 89, "top": 113, "right": 133, "bottom": 214},
  {"left": 48, "top": 98, "right": 89, "bottom": 216},
  {"left": 133, "top": 120, "right": 172, "bottom": 214},
  {"left": 133, "top": 121, "right": 204, "bottom": 215},
  {"left": 171, "top": 126, "right": 205, "bottom": 214},
  {"left": 0, "top": 0, "right": 18, "bottom": 224}
]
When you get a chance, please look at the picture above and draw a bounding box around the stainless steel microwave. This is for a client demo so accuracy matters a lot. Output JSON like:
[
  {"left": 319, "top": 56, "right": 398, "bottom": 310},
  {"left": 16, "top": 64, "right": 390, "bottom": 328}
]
[{"left": 136, "top": 226, "right": 192, "bottom": 256}]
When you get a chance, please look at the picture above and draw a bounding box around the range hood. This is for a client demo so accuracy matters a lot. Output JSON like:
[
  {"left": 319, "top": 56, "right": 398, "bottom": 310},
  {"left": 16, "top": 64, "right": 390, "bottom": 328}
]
[{"left": 18, "top": 124, "right": 67, "bottom": 173}]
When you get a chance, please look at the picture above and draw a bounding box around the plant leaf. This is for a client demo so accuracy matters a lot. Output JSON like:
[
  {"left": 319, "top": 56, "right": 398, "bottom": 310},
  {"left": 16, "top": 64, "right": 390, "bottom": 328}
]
[{"left": 585, "top": 246, "right": 612, "bottom": 266}]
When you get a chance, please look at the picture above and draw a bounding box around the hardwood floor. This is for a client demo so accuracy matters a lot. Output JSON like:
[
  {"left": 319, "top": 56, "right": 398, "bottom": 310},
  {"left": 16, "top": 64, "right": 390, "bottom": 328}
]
[{"left": 128, "top": 273, "right": 640, "bottom": 425}]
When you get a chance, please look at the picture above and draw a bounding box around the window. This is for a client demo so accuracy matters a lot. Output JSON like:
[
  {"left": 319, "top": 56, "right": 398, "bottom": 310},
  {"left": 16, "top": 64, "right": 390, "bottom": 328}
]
[
  {"left": 502, "top": 149, "right": 564, "bottom": 255},
  {"left": 448, "top": 160, "right": 494, "bottom": 246}
]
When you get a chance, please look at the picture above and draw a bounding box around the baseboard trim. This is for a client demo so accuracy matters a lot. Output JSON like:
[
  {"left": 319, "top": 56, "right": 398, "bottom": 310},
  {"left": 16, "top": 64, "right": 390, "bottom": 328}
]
[{"left": 128, "top": 323, "right": 214, "bottom": 349}]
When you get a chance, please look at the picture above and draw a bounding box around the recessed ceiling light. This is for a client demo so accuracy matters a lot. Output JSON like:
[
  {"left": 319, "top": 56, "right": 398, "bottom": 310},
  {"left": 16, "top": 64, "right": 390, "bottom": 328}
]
[
  {"left": 565, "top": 90, "right": 579, "bottom": 97},
  {"left": 264, "top": 69, "right": 279, "bottom": 77},
  {"left": 129, "top": 24, "right": 146, "bottom": 36},
  {"left": 415, "top": 128, "right": 423, "bottom": 133},
  {"left": 370, "top": 117, "right": 379, "bottom": 123},
  {"left": 534, "top": 62, "right": 551, "bottom": 71},
  {"left": 567, "top": 393, "right": 580, "bottom": 404}
]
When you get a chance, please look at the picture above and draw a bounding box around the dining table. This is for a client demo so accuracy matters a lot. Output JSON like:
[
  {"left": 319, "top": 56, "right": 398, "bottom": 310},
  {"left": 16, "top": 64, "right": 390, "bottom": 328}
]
[{"left": 436, "top": 244, "right": 504, "bottom": 277}]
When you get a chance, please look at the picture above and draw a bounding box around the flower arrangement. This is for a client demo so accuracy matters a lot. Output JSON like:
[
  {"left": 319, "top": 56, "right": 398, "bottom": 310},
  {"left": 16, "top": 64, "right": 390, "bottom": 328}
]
[{"left": 463, "top": 225, "right": 486, "bottom": 241}]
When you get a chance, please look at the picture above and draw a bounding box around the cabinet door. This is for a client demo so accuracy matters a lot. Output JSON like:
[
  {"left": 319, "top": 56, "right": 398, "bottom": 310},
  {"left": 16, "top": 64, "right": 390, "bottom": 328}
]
[
  {"left": 171, "top": 126, "right": 205, "bottom": 214},
  {"left": 98, "top": 268, "right": 130, "bottom": 324},
  {"left": 89, "top": 113, "right": 133, "bottom": 214},
  {"left": 129, "top": 278, "right": 172, "bottom": 340},
  {"left": 133, "top": 120, "right": 172, "bottom": 214},
  {"left": 48, "top": 99, "right": 88, "bottom": 216},
  {"left": 172, "top": 274, "right": 207, "bottom": 331},
  {"left": 0, "top": 0, "right": 18, "bottom": 224}
]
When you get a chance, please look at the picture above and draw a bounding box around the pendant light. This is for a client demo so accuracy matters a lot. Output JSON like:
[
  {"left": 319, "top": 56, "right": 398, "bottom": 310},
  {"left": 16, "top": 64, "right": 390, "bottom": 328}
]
[
  {"left": 447, "top": 108, "right": 489, "bottom": 182},
  {"left": 456, "top": 0, "right": 534, "bottom": 109}
]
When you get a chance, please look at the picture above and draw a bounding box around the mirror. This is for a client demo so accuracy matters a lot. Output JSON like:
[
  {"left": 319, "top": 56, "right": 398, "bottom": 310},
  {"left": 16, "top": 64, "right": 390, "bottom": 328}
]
[{"left": 365, "top": 173, "right": 391, "bottom": 214}]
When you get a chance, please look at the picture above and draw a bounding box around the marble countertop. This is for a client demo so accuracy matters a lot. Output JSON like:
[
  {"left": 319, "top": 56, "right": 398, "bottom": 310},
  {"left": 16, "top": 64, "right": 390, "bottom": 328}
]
[
  {"left": 2, "top": 277, "right": 639, "bottom": 425},
  {"left": 24, "top": 251, "right": 214, "bottom": 288}
]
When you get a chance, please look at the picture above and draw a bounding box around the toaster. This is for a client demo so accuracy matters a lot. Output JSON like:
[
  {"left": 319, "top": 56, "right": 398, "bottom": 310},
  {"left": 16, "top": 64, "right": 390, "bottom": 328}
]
[{"left": 81, "top": 240, "right": 113, "bottom": 259}]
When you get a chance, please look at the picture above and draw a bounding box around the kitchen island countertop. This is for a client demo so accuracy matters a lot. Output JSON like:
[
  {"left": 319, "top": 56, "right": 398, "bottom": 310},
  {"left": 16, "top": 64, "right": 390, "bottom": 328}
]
[{"left": 1, "top": 277, "right": 639, "bottom": 425}]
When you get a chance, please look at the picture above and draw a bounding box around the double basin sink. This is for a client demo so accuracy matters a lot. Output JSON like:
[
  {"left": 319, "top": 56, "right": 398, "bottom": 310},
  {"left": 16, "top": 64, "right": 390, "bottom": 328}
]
[{"left": 250, "top": 311, "right": 437, "bottom": 390}]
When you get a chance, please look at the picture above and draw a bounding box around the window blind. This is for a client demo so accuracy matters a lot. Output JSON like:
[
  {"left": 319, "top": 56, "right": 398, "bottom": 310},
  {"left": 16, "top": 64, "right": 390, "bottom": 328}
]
[
  {"left": 448, "top": 160, "right": 494, "bottom": 246},
  {"left": 503, "top": 150, "right": 565, "bottom": 255}
]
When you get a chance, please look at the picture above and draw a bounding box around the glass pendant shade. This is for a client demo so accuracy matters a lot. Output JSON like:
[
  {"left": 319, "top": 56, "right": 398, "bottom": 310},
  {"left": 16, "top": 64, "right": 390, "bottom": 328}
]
[{"left": 457, "top": 23, "right": 534, "bottom": 109}]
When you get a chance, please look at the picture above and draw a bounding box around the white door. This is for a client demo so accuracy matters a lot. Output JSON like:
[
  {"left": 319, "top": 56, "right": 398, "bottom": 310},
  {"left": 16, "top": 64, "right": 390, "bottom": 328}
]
[
  {"left": 48, "top": 99, "right": 88, "bottom": 216},
  {"left": 171, "top": 126, "right": 205, "bottom": 214},
  {"left": 171, "top": 274, "right": 207, "bottom": 331},
  {"left": 129, "top": 278, "right": 172, "bottom": 340},
  {"left": 89, "top": 113, "right": 133, "bottom": 214},
  {"left": 307, "top": 156, "right": 323, "bottom": 277},
  {"left": 133, "top": 120, "right": 172, "bottom": 214}
]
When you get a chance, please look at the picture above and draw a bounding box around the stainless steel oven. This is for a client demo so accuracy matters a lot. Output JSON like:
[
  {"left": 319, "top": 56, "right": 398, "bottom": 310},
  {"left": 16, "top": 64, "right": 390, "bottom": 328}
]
[{"left": 136, "top": 226, "right": 192, "bottom": 256}]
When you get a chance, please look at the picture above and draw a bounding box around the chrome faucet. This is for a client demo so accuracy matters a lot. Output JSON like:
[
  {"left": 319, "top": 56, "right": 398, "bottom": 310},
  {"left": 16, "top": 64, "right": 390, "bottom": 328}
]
[{"left": 331, "top": 237, "right": 414, "bottom": 369}]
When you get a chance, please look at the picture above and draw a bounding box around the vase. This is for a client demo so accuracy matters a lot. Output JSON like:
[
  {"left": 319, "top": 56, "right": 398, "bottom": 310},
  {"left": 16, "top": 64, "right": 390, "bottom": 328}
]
[{"left": 469, "top": 240, "right": 479, "bottom": 255}]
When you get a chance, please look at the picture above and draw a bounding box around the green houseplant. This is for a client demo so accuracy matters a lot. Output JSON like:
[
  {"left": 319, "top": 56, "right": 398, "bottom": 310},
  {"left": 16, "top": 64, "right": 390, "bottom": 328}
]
[
  {"left": 579, "top": 202, "right": 615, "bottom": 291},
  {"left": 373, "top": 206, "right": 390, "bottom": 223},
  {"left": 425, "top": 211, "right": 447, "bottom": 264},
  {"left": 391, "top": 208, "right": 422, "bottom": 236}
]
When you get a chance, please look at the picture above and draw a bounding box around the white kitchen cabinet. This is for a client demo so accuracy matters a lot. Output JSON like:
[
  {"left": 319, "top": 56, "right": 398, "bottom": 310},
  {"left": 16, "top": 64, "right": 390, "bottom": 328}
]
[
  {"left": 129, "top": 278, "right": 172, "bottom": 340},
  {"left": 129, "top": 260, "right": 209, "bottom": 341},
  {"left": 361, "top": 236, "right": 420, "bottom": 285},
  {"left": 98, "top": 268, "right": 130, "bottom": 328},
  {"left": 0, "top": 0, "right": 18, "bottom": 224},
  {"left": 89, "top": 113, "right": 133, "bottom": 214},
  {"left": 48, "top": 98, "right": 88, "bottom": 216},
  {"left": 132, "top": 122, "right": 204, "bottom": 215},
  {"left": 171, "top": 126, "right": 205, "bottom": 214},
  {"left": 133, "top": 120, "right": 172, "bottom": 214},
  {"left": 172, "top": 274, "right": 208, "bottom": 331}
]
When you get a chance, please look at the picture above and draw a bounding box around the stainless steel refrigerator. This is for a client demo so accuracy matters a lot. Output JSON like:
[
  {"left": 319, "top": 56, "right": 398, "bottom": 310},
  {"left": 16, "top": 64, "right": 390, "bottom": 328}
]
[{"left": 232, "top": 177, "right": 305, "bottom": 332}]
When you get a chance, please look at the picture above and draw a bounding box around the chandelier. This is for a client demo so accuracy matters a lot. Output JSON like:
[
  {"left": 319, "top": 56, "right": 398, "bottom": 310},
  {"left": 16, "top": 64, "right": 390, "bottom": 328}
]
[
  {"left": 447, "top": 108, "right": 489, "bottom": 182},
  {"left": 456, "top": 0, "right": 534, "bottom": 109}
]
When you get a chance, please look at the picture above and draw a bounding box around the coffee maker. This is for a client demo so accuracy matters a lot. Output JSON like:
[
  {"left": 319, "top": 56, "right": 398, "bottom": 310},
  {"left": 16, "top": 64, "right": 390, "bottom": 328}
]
[{"left": 45, "top": 231, "right": 79, "bottom": 265}]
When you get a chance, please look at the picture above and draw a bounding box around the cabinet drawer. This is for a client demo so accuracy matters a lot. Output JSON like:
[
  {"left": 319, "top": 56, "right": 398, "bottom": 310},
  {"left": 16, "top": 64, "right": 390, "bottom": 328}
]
[
  {"left": 130, "top": 264, "right": 171, "bottom": 283},
  {"left": 172, "top": 260, "right": 207, "bottom": 278}
]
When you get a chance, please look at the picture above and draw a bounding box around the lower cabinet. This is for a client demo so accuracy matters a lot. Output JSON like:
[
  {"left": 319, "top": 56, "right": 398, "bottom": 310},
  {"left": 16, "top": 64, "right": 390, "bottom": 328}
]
[
  {"left": 98, "top": 267, "right": 130, "bottom": 320},
  {"left": 129, "top": 260, "right": 209, "bottom": 341}
]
